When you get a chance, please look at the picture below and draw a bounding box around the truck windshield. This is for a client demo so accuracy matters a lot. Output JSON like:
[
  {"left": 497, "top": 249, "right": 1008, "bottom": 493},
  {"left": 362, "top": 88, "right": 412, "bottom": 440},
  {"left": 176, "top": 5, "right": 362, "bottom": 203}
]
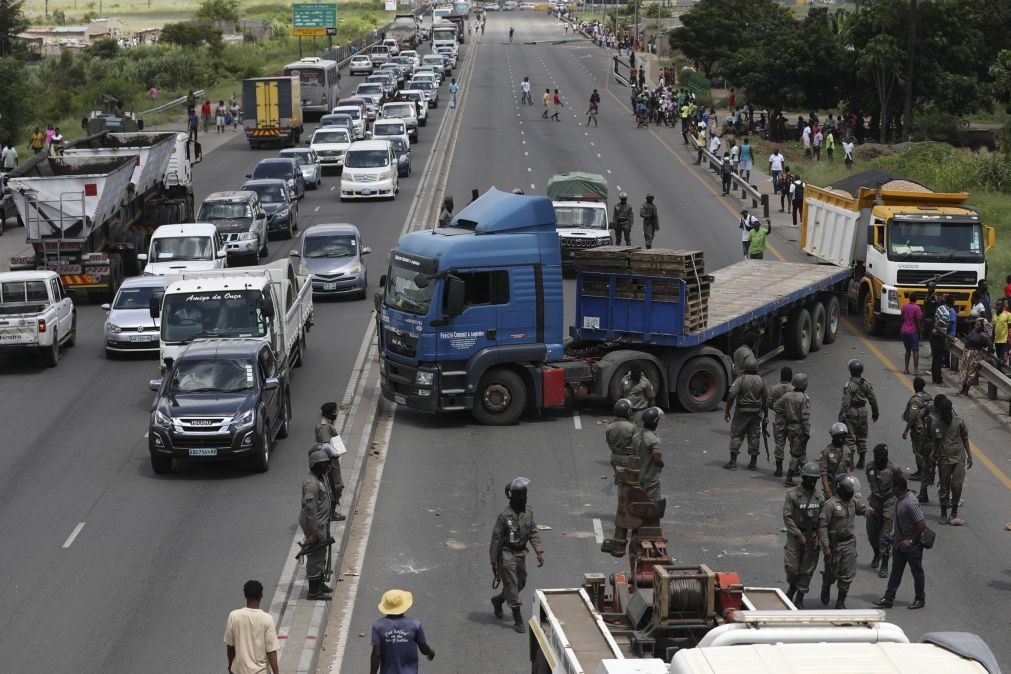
[
  {"left": 0, "top": 280, "right": 48, "bottom": 305},
  {"left": 152, "top": 236, "right": 213, "bottom": 262},
  {"left": 384, "top": 261, "right": 433, "bottom": 315},
  {"left": 554, "top": 206, "right": 607, "bottom": 230},
  {"left": 888, "top": 220, "right": 984, "bottom": 262},
  {"left": 170, "top": 358, "right": 255, "bottom": 393},
  {"left": 161, "top": 290, "right": 266, "bottom": 343}
]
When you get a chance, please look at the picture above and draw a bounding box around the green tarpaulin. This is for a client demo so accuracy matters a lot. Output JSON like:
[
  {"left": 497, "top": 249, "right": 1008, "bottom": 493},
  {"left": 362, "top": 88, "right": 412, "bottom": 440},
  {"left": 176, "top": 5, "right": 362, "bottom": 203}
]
[{"left": 546, "top": 172, "right": 608, "bottom": 202}]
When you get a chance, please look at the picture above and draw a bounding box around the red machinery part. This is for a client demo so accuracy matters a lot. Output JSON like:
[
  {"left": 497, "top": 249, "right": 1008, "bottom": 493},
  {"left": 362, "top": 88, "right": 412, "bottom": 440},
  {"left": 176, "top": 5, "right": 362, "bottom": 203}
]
[
  {"left": 541, "top": 366, "right": 567, "bottom": 408},
  {"left": 713, "top": 571, "right": 743, "bottom": 615}
]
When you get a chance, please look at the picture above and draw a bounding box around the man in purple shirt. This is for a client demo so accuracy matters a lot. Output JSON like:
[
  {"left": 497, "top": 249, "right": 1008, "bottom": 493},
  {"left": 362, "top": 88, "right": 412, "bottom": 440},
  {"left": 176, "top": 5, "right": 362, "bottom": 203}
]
[
  {"left": 370, "top": 589, "right": 435, "bottom": 674},
  {"left": 873, "top": 475, "right": 927, "bottom": 610}
]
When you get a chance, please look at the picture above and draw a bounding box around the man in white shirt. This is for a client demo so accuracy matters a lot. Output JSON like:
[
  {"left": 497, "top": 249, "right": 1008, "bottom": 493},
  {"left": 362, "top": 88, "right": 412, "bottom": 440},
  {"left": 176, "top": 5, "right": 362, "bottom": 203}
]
[
  {"left": 843, "top": 139, "right": 855, "bottom": 169},
  {"left": 768, "top": 149, "right": 785, "bottom": 193},
  {"left": 520, "top": 76, "right": 532, "bottom": 105},
  {"left": 801, "top": 123, "right": 812, "bottom": 157},
  {"left": 739, "top": 209, "right": 760, "bottom": 258},
  {"left": 708, "top": 133, "right": 721, "bottom": 155},
  {"left": 224, "top": 580, "right": 280, "bottom": 674}
]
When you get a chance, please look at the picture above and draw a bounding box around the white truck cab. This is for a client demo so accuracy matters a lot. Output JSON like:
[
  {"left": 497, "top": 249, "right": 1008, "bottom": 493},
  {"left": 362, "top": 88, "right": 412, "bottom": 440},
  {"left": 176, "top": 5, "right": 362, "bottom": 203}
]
[
  {"left": 547, "top": 172, "right": 612, "bottom": 267},
  {"left": 0, "top": 270, "right": 76, "bottom": 366},
  {"left": 140, "top": 223, "right": 227, "bottom": 275}
]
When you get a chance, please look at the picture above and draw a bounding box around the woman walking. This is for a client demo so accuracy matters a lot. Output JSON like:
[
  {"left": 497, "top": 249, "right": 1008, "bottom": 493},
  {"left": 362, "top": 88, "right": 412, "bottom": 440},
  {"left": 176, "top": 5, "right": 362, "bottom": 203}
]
[{"left": 957, "top": 317, "right": 991, "bottom": 397}]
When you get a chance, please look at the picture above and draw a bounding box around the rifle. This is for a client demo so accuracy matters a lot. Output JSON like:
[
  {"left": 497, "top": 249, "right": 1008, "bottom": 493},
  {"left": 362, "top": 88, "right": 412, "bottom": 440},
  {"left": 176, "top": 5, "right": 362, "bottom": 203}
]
[
  {"left": 762, "top": 418, "right": 770, "bottom": 462},
  {"left": 295, "top": 535, "right": 336, "bottom": 561},
  {"left": 492, "top": 549, "right": 502, "bottom": 589}
]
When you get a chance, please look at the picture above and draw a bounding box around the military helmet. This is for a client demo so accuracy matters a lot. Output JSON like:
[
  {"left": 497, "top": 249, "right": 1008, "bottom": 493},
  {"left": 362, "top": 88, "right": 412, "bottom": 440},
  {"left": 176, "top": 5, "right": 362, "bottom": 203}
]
[
  {"left": 836, "top": 474, "right": 860, "bottom": 498},
  {"left": 800, "top": 462, "right": 820, "bottom": 479},
  {"left": 791, "top": 372, "right": 808, "bottom": 391},
  {"left": 742, "top": 355, "right": 759, "bottom": 373},
  {"left": 873, "top": 442, "right": 888, "bottom": 455},
  {"left": 613, "top": 398, "right": 632, "bottom": 418},
  {"left": 308, "top": 441, "right": 332, "bottom": 457},
  {"left": 308, "top": 449, "right": 330, "bottom": 468},
  {"left": 641, "top": 406, "right": 662, "bottom": 428},
  {"left": 645, "top": 193, "right": 654, "bottom": 201},
  {"left": 848, "top": 359, "right": 864, "bottom": 376},
  {"left": 505, "top": 476, "right": 531, "bottom": 498},
  {"left": 619, "top": 191, "right": 628, "bottom": 200}
]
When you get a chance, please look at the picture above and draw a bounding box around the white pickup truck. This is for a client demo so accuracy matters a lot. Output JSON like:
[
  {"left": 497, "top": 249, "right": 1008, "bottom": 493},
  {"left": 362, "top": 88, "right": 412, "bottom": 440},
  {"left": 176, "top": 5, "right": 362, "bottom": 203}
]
[
  {"left": 0, "top": 271, "right": 77, "bottom": 366},
  {"left": 153, "top": 257, "right": 313, "bottom": 371}
]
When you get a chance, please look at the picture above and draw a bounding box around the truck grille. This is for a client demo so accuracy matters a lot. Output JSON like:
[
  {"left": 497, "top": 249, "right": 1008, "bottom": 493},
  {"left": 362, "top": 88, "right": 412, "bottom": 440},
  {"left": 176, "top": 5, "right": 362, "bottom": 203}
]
[
  {"left": 172, "top": 434, "right": 232, "bottom": 449},
  {"left": 384, "top": 326, "right": 417, "bottom": 358},
  {"left": 177, "top": 416, "right": 228, "bottom": 432},
  {"left": 896, "top": 270, "right": 977, "bottom": 286},
  {"left": 560, "top": 237, "right": 606, "bottom": 249}
]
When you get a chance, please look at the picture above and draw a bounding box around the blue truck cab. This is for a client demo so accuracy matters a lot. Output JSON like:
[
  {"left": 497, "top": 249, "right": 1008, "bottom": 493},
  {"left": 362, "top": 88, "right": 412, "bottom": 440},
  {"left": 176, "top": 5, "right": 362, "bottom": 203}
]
[{"left": 379, "top": 189, "right": 566, "bottom": 423}]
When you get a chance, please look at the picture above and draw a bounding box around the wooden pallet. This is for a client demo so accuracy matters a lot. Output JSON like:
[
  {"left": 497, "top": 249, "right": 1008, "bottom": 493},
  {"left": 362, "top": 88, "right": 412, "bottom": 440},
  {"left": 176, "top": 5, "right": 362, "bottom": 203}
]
[{"left": 628, "top": 248, "right": 706, "bottom": 276}]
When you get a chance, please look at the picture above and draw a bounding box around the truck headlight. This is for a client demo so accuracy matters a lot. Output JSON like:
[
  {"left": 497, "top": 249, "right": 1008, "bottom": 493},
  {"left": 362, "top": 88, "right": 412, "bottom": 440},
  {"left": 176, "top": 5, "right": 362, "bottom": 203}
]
[
  {"left": 152, "top": 409, "right": 172, "bottom": 428},
  {"left": 886, "top": 288, "right": 899, "bottom": 310},
  {"left": 231, "top": 409, "right": 255, "bottom": 428},
  {"left": 106, "top": 323, "right": 122, "bottom": 334},
  {"left": 415, "top": 371, "right": 433, "bottom": 386}
]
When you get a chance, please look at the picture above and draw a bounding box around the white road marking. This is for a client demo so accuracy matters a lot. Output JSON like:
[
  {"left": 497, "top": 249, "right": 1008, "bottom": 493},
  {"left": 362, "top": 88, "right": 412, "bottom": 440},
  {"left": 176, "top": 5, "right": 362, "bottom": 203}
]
[
  {"left": 590, "top": 142, "right": 595, "bottom": 146},
  {"left": 572, "top": 410, "right": 582, "bottom": 429},
  {"left": 592, "top": 518, "right": 604, "bottom": 544},
  {"left": 596, "top": 153, "right": 601, "bottom": 158},
  {"left": 607, "top": 169, "right": 612, "bottom": 174},
  {"left": 527, "top": 167, "right": 532, "bottom": 172},
  {"left": 329, "top": 186, "right": 335, "bottom": 191},
  {"left": 530, "top": 183, "right": 535, "bottom": 190},
  {"left": 63, "top": 522, "right": 86, "bottom": 549},
  {"left": 314, "top": 206, "right": 320, "bottom": 213},
  {"left": 143, "top": 432, "right": 148, "bottom": 438},
  {"left": 524, "top": 151, "right": 528, "bottom": 156}
]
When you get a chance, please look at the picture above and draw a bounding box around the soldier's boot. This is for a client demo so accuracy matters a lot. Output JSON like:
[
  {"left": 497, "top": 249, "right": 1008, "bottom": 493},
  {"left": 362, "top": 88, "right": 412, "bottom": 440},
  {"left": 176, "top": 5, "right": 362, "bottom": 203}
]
[
  {"left": 723, "top": 455, "right": 737, "bottom": 470},
  {"left": 511, "top": 607, "right": 526, "bottom": 633},
  {"left": 834, "top": 590, "right": 847, "bottom": 610},
  {"left": 491, "top": 594, "right": 504, "bottom": 619},
  {"left": 949, "top": 507, "right": 960, "bottom": 524},
  {"left": 794, "top": 592, "right": 806, "bottom": 609},
  {"left": 917, "top": 484, "right": 930, "bottom": 503},
  {"left": 307, "top": 580, "right": 332, "bottom": 601},
  {"left": 820, "top": 579, "right": 831, "bottom": 606},
  {"left": 785, "top": 584, "right": 796, "bottom": 602},
  {"left": 878, "top": 553, "right": 890, "bottom": 579},
  {"left": 747, "top": 455, "right": 758, "bottom": 471},
  {"left": 774, "top": 460, "right": 783, "bottom": 477},
  {"left": 783, "top": 471, "right": 798, "bottom": 488},
  {"left": 940, "top": 506, "right": 949, "bottom": 525},
  {"left": 856, "top": 453, "right": 866, "bottom": 469},
  {"left": 870, "top": 552, "right": 881, "bottom": 570}
]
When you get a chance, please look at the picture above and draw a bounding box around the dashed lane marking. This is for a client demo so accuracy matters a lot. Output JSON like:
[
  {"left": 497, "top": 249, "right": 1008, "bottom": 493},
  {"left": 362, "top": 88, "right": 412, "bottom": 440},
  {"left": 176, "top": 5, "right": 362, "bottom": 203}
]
[
  {"left": 572, "top": 410, "right": 582, "bottom": 430},
  {"left": 314, "top": 206, "right": 320, "bottom": 213},
  {"left": 592, "top": 518, "right": 604, "bottom": 544},
  {"left": 63, "top": 522, "right": 85, "bottom": 549}
]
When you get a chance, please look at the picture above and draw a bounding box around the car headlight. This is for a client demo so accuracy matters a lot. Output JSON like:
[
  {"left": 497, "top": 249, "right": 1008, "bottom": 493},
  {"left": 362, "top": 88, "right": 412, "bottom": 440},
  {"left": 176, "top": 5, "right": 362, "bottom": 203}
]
[
  {"left": 400, "top": 154, "right": 409, "bottom": 162},
  {"left": 415, "top": 371, "right": 434, "bottom": 386},
  {"left": 152, "top": 409, "right": 172, "bottom": 427},
  {"left": 287, "top": 179, "right": 296, "bottom": 188},
  {"left": 348, "top": 262, "right": 364, "bottom": 275},
  {"left": 237, "top": 232, "right": 255, "bottom": 240},
  {"left": 276, "top": 207, "right": 289, "bottom": 218},
  {"left": 106, "top": 323, "right": 122, "bottom": 334},
  {"left": 231, "top": 409, "right": 255, "bottom": 428},
  {"left": 382, "top": 169, "right": 394, "bottom": 180}
]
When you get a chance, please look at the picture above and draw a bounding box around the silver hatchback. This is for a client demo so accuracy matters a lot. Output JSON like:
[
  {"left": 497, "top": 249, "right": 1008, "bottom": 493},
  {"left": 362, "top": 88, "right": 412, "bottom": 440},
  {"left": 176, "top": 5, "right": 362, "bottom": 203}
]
[{"left": 101, "top": 276, "right": 165, "bottom": 357}]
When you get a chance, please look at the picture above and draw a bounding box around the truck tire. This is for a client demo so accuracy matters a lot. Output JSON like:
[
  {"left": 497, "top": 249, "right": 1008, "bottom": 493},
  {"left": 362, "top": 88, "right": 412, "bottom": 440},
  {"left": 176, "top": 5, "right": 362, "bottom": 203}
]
[
  {"left": 861, "top": 287, "right": 886, "bottom": 336},
  {"left": 675, "top": 356, "right": 727, "bottom": 413},
  {"left": 42, "top": 332, "right": 59, "bottom": 367},
  {"left": 784, "top": 307, "right": 812, "bottom": 359},
  {"left": 472, "top": 368, "right": 527, "bottom": 425},
  {"left": 247, "top": 423, "right": 271, "bottom": 473},
  {"left": 607, "top": 361, "right": 661, "bottom": 405},
  {"left": 150, "top": 454, "right": 172, "bottom": 475},
  {"left": 294, "top": 335, "right": 305, "bottom": 367},
  {"left": 277, "top": 392, "right": 291, "bottom": 439},
  {"left": 808, "top": 301, "right": 826, "bottom": 352},
  {"left": 823, "top": 296, "right": 840, "bottom": 344}
]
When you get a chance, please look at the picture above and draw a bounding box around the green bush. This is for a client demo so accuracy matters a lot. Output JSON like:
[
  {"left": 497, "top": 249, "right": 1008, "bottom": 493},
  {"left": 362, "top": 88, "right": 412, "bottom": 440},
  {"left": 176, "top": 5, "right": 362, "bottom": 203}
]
[
  {"left": 908, "top": 110, "right": 967, "bottom": 146},
  {"left": 679, "top": 67, "right": 711, "bottom": 95},
  {"left": 160, "top": 21, "right": 224, "bottom": 49}
]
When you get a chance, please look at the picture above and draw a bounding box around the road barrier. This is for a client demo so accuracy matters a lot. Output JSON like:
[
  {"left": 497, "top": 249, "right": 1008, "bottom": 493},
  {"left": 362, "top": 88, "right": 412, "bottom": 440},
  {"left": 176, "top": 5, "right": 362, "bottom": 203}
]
[
  {"left": 691, "top": 135, "right": 769, "bottom": 218},
  {"left": 141, "top": 89, "right": 205, "bottom": 115},
  {"left": 948, "top": 339, "right": 1011, "bottom": 415}
]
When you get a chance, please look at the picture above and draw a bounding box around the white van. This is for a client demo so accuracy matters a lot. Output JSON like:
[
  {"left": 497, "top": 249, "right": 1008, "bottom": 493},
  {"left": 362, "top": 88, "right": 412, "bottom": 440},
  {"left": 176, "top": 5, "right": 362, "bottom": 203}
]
[
  {"left": 140, "top": 223, "right": 227, "bottom": 275},
  {"left": 340, "top": 140, "right": 398, "bottom": 201},
  {"left": 432, "top": 7, "right": 452, "bottom": 23}
]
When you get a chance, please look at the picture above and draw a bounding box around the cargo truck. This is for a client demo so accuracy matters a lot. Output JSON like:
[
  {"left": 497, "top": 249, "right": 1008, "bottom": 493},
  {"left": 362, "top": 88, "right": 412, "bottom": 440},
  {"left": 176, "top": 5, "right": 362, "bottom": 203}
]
[
  {"left": 388, "top": 14, "right": 420, "bottom": 51},
  {"left": 801, "top": 169, "right": 996, "bottom": 335},
  {"left": 547, "top": 172, "right": 612, "bottom": 268},
  {"left": 6, "top": 131, "right": 197, "bottom": 300},
  {"left": 377, "top": 189, "right": 849, "bottom": 424},
  {"left": 528, "top": 564, "right": 1001, "bottom": 674},
  {"left": 243, "top": 76, "right": 304, "bottom": 149}
]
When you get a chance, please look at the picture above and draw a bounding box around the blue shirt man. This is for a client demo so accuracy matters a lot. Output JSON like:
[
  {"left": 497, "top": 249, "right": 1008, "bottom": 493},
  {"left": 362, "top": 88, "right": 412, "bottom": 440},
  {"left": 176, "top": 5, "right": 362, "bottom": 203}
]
[
  {"left": 370, "top": 590, "right": 435, "bottom": 674},
  {"left": 947, "top": 304, "right": 957, "bottom": 336}
]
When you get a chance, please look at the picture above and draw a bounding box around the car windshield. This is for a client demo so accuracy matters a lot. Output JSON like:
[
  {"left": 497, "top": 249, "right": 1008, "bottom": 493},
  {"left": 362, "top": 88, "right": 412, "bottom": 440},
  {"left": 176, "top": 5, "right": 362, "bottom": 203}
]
[
  {"left": 344, "top": 149, "right": 389, "bottom": 168},
  {"left": 0, "top": 280, "right": 48, "bottom": 305},
  {"left": 423, "top": 57, "right": 442, "bottom": 64},
  {"left": 161, "top": 289, "right": 266, "bottom": 343},
  {"left": 252, "top": 162, "right": 293, "bottom": 179},
  {"left": 198, "top": 202, "right": 252, "bottom": 221},
  {"left": 357, "top": 85, "right": 383, "bottom": 95},
  {"left": 151, "top": 236, "right": 214, "bottom": 261},
  {"left": 384, "top": 260, "right": 433, "bottom": 315},
  {"left": 413, "top": 82, "right": 434, "bottom": 91},
  {"left": 888, "top": 220, "right": 984, "bottom": 262},
  {"left": 243, "top": 184, "right": 287, "bottom": 204},
  {"left": 283, "top": 152, "right": 313, "bottom": 166},
  {"left": 303, "top": 234, "right": 357, "bottom": 258},
  {"left": 170, "top": 358, "right": 255, "bottom": 393},
  {"left": 374, "top": 123, "right": 405, "bottom": 136},
  {"left": 114, "top": 284, "right": 163, "bottom": 309},
  {"left": 335, "top": 108, "right": 361, "bottom": 120},
  {"left": 554, "top": 206, "right": 608, "bottom": 230},
  {"left": 391, "top": 138, "right": 408, "bottom": 154},
  {"left": 384, "top": 104, "right": 414, "bottom": 118},
  {"left": 314, "top": 129, "right": 350, "bottom": 144}
]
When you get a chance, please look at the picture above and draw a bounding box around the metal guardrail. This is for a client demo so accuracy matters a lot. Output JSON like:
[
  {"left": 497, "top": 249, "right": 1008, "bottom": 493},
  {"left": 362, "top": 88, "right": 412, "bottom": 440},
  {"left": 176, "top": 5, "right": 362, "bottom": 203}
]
[
  {"left": 691, "top": 135, "right": 769, "bottom": 217},
  {"left": 141, "top": 89, "right": 205, "bottom": 116},
  {"left": 948, "top": 339, "right": 1011, "bottom": 415}
]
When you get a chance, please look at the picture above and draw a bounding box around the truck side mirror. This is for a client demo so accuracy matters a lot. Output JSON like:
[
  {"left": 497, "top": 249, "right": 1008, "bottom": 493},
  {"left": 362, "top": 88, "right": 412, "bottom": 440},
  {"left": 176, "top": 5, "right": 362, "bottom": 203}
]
[
  {"left": 149, "top": 296, "right": 161, "bottom": 319},
  {"left": 264, "top": 377, "right": 280, "bottom": 390},
  {"left": 259, "top": 298, "right": 275, "bottom": 319},
  {"left": 216, "top": 249, "right": 227, "bottom": 258},
  {"left": 445, "top": 276, "right": 465, "bottom": 317},
  {"left": 136, "top": 253, "right": 148, "bottom": 262},
  {"left": 378, "top": 273, "right": 387, "bottom": 288},
  {"left": 362, "top": 246, "right": 372, "bottom": 255}
]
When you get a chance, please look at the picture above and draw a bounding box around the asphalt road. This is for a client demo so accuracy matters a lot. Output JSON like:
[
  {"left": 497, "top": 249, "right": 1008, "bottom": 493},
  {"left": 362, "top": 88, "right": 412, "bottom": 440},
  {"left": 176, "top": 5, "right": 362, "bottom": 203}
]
[
  {"left": 336, "top": 11, "right": 1011, "bottom": 673},
  {"left": 0, "top": 44, "right": 456, "bottom": 672}
]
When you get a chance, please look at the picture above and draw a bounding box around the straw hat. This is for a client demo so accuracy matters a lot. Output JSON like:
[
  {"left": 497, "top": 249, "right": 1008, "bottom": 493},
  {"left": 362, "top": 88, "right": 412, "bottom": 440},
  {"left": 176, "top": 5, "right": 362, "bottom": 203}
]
[{"left": 378, "top": 589, "right": 413, "bottom": 615}]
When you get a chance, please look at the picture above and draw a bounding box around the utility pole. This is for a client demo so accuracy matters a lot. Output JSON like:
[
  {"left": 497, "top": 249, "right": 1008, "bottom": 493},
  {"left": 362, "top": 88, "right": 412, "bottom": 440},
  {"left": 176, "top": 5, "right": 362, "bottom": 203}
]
[{"left": 901, "top": 0, "right": 918, "bottom": 141}]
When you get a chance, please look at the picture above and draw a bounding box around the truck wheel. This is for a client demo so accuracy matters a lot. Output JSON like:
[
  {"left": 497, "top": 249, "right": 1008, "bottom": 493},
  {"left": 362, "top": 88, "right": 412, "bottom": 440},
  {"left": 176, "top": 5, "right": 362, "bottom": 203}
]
[
  {"left": 294, "top": 335, "right": 305, "bottom": 367},
  {"left": 247, "top": 424, "right": 271, "bottom": 473},
  {"left": 150, "top": 454, "right": 172, "bottom": 475},
  {"left": 607, "top": 361, "right": 661, "bottom": 405},
  {"left": 472, "top": 368, "right": 527, "bottom": 425},
  {"left": 808, "top": 301, "right": 826, "bottom": 352},
  {"left": 675, "top": 356, "right": 726, "bottom": 413},
  {"left": 822, "top": 296, "right": 840, "bottom": 344},
  {"left": 42, "top": 332, "right": 59, "bottom": 367},
  {"left": 277, "top": 393, "right": 291, "bottom": 439},
  {"left": 861, "top": 288, "right": 886, "bottom": 336},
  {"left": 784, "top": 307, "right": 812, "bottom": 359}
]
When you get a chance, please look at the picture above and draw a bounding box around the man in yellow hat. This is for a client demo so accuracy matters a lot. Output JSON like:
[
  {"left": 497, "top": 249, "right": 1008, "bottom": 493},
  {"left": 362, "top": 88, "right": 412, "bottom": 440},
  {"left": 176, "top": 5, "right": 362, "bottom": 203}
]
[{"left": 370, "top": 589, "right": 435, "bottom": 674}]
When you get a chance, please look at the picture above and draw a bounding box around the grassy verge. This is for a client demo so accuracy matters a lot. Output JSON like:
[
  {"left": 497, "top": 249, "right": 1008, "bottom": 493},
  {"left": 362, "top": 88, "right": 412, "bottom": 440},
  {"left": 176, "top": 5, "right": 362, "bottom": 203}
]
[{"left": 750, "top": 138, "right": 1011, "bottom": 286}]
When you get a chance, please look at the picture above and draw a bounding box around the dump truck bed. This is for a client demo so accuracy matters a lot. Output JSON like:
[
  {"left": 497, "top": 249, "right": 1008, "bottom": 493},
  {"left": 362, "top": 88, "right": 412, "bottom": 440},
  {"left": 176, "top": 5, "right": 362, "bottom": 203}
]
[
  {"left": 61, "top": 132, "right": 177, "bottom": 195},
  {"left": 531, "top": 589, "right": 633, "bottom": 674}
]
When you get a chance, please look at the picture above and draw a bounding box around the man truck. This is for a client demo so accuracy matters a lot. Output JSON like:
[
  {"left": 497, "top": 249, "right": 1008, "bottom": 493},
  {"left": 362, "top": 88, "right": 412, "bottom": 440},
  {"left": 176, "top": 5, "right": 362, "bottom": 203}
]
[
  {"left": 377, "top": 189, "right": 850, "bottom": 425},
  {"left": 801, "top": 169, "right": 995, "bottom": 335}
]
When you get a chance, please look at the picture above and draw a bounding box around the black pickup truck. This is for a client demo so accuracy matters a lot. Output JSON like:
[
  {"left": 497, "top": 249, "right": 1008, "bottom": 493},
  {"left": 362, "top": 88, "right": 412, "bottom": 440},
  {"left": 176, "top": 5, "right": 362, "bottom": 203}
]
[{"left": 147, "top": 338, "right": 291, "bottom": 474}]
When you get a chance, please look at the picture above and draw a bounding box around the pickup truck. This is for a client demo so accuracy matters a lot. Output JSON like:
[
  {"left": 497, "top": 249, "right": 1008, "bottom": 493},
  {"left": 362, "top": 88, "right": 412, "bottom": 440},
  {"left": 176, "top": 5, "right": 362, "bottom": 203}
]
[
  {"left": 0, "top": 270, "right": 76, "bottom": 366},
  {"left": 147, "top": 337, "right": 291, "bottom": 474}
]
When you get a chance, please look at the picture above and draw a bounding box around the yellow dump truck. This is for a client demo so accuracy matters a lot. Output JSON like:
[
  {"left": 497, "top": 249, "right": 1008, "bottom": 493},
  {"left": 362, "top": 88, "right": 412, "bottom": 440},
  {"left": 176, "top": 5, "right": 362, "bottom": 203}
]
[
  {"left": 242, "top": 76, "right": 304, "bottom": 149},
  {"left": 801, "top": 169, "right": 995, "bottom": 335}
]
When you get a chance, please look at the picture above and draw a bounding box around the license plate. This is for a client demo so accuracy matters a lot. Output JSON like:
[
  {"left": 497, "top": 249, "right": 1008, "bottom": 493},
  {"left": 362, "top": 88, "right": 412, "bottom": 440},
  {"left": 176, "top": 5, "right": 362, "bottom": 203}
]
[
  {"left": 323, "top": 282, "right": 337, "bottom": 291},
  {"left": 188, "top": 448, "right": 217, "bottom": 457},
  {"left": 394, "top": 394, "right": 406, "bottom": 405},
  {"left": 360, "top": 189, "right": 372, "bottom": 195},
  {"left": 129, "top": 335, "right": 154, "bottom": 342}
]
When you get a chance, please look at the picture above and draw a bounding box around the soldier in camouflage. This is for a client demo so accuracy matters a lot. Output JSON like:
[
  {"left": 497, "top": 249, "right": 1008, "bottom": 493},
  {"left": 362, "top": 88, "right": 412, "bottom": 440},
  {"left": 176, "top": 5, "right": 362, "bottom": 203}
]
[
  {"left": 818, "top": 475, "right": 873, "bottom": 609},
  {"left": 775, "top": 372, "right": 811, "bottom": 488},
  {"left": 768, "top": 366, "right": 793, "bottom": 478},
  {"left": 901, "top": 377, "right": 934, "bottom": 498},
  {"left": 723, "top": 355, "right": 769, "bottom": 471},
  {"left": 606, "top": 398, "right": 638, "bottom": 474},
  {"left": 612, "top": 192, "right": 634, "bottom": 245},
  {"left": 490, "top": 478, "right": 545, "bottom": 633},
  {"left": 639, "top": 194, "right": 659, "bottom": 249},
  {"left": 783, "top": 462, "right": 824, "bottom": 608},
  {"left": 818, "top": 423, "right": 851, "bottom": 499},
  {"left": 865, "top": 443, "right": 900, "bottom": 578},
  {"left": 838, "top": 359, "right": 879, "bottom": 469}
]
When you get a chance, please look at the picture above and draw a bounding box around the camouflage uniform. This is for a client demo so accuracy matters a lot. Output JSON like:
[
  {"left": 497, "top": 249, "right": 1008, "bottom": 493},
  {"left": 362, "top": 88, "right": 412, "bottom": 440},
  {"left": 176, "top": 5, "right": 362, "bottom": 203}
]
[
  {"left": 818, "top": 493, "right": 868, "bottom": 597},
  {"left": 769, "top": 380, "right": 793, "bottom": 463},
  {"left": 931, "top": 410, "right": 969, "bottom": 516},
  {"left": 490, "top": 507, "right": 543, "bottom": 608},
  {"left": 639, "top": 199, "right": 659, "bottom": 249},
  {"left": 606, "top": 417, "right": 638, "bottom": 472},
  {"left": 818, "top": 443, "right": 850, "bottom": 499},
  {"left": 621, "top": 374, "right": 655, "bottom": 429},
  {"left": 902, "top": 391, "right": 933, "bottom": 479},
  {"left": 865, "top": 461, "right": 899, "bottom": 562},
  {"left": 612, "top": 201, "right": 634, "bottom": 245},
  {"left": 634, "top": 428, "right": 663, "bottom": 500},
  {"left": 838, "top": 376, "right": 879, "bottom": 467},
  {"left": 728, "top": 373, "right": 769, "bottom": 459},
  {"left": 783, "top": 484, "right": 824, "bottom": 595},
  {"left": 775, "top": 387, "right": 811, "bottom": 476}
]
